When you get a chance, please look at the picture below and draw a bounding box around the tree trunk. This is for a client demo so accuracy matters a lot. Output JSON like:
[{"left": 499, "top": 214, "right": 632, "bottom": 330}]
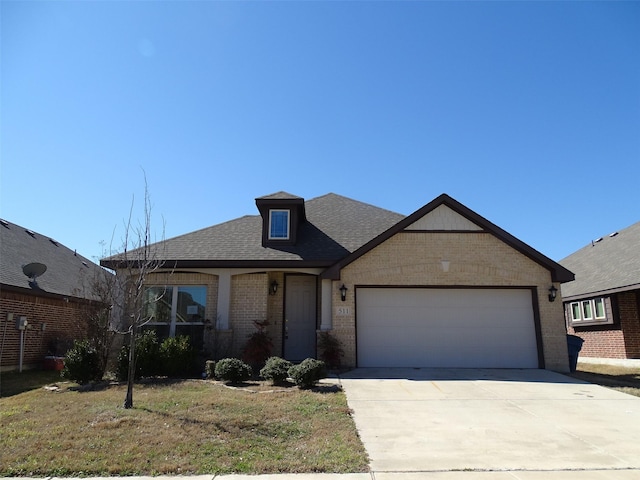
[{"left": 123, "top": 323, "right": 136, "bottom": 409}]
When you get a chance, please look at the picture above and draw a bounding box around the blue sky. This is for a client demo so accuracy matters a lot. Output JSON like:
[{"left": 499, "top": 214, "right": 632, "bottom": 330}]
[{"left": 2, "top": 1, "right": 639, "bottom": 264}]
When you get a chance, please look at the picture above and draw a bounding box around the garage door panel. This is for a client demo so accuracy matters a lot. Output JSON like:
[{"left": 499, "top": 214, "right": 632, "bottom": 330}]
[{"left": 357, "top": 288, "right": 538, "bottom": 368}]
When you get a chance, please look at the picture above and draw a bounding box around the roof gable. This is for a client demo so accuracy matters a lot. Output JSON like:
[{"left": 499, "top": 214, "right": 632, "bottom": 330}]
[
  {"left": 405, "top": 204, "right": 483, "bottom": 231},
  {"left": 560, "top": 220, "right": 640, "bottom": 299},
  {"left": 322, "top": 194, "right": 574, "bottom": 283}
]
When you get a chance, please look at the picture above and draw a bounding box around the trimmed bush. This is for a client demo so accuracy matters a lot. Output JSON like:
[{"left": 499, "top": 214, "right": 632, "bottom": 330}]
[
  {"left": 62, "top": 340, "right": 102, "bottom": 385},
  {"left": 214, "top": 358, "right": 252, "bottom": 384},
  {"left": 260, "top": 356, "right": 292, "bottom": 384},
  {"left": 115, "top": 330, "right": 160, "bottom": 381},
  {"left": 205, "top": 360, "right": 216, "bottom": 379},
  {"left": 159, "top": 335, "right": 194, "bottom": 378},
  {"left": 317, "top": 331, "right": 344, "bottom": 369},
  {"left": 288, "top": 358, "right": 326, "bottom": 389}
]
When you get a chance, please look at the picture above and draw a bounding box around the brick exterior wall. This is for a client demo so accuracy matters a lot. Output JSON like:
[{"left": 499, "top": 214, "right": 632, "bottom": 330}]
[
  {"left": 0, "top": 290, "right": 89, "bottom": 371},
  {"left": 333, "top": 231, "right": 569, "bottom": 371},
  {"left": 229, "top": 273, "right": 268, "bottom": 358},
  {"left": 568, "top": 290, "right": 640, "bottom": 359}
]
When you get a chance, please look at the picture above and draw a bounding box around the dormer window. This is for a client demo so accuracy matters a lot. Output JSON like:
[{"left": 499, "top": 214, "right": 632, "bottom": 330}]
[
  {"left": 256, "top": 191, "right": 306, "bottom": 247},
  {"left": 269, "top": 210, "right": 290, "bottom": 240}
]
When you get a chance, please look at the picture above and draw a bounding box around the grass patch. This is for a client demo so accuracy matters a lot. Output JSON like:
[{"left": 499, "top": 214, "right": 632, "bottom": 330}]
[
  {"left": 0, "top": 373, "right": 368, "bottom": 476},
  {"left": 1, "top": 370, "right": 63, "bottom": 398},
  {"left": 570, "top": 363, "right": 640, "bottom": 397}
]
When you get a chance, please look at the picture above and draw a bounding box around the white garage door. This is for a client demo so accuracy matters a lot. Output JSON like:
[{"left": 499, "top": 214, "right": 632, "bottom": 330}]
[{"left": 356, "top": 288, "right": 539, "bottom": 368}]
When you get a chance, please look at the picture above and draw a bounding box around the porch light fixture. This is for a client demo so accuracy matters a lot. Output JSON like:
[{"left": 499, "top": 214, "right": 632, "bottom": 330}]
[
  {"left": 269, "top": 280, "right": 279, "bottom": 296},
  {"left": 548, "top": 285, "right": 558, "bottom": 302},
  {"left": 339, "top": 284, "right": 348, "bottom": 302}
]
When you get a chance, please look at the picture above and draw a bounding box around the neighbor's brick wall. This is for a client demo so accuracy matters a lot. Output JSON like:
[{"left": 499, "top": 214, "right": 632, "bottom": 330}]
[
  {"left": 0, "top": 290, "right": 89, "bottom": 371},
  {"left": 569, "top": 290, "right": 640, "bottom": 359},
  {"left": 229, "top": 273, "right": 268, "bottom": 358},
  {"left": 334, "top": 232, "right": 569, "bottom": 371}
]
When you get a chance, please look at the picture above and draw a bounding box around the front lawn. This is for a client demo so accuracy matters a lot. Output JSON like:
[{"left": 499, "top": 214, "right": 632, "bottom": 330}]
[
  {"left": 0, "top": 373, "right": 368, "bottom": 476},
  {"left": 570, "top": 362, "right": 640, "bottom": 397}
]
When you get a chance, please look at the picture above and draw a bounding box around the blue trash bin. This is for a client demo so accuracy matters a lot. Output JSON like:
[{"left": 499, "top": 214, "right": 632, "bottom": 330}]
[{"left": 567, "top": 335, "right": 584, "bottom": 372}]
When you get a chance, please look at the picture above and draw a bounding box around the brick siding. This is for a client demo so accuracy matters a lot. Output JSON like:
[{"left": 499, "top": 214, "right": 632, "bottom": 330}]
[
  {"left": 569, "top": 290, "right": 640, "bottom": 359},
  {"left": 229, "top": 273, "right": 268, "bottom": 358},
  {"left": 335, "top": 231, "right": 569, "bottom": 371},
  {"left": 0, "top": 290, "right": 89, "bottom": 371}
]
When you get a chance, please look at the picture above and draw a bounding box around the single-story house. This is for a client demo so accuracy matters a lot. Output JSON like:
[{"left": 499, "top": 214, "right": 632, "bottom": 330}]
[
  {"left": 101, "top": 192, "right": 575, "bottom": 371},
  {"left": 0, "top": 219, "right": 107, "bottom": 371},
  {"left": 560, "top": 221, "right": 640, "bottom": 360}
]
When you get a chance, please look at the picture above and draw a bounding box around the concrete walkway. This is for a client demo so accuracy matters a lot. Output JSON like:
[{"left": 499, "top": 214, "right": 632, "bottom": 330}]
[{"left": 338, "top": 368, "right": 640, "bottom": 478}]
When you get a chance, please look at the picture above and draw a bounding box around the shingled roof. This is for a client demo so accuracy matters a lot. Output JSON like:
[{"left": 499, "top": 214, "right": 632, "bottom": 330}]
[
  {"left": 560, "top": 220, "right": 640, "bottom": 300},
  {"left": 101, "top": 193, "right": 404, "bottom": 269},
  {"left": 0, "top": 219, "right": 106, "bottom": 300}
]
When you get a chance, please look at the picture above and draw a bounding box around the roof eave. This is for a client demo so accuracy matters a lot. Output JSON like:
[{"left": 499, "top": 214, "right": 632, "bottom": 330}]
[{"left": 101, "top": 259, "right": 335, "bottom": 270}]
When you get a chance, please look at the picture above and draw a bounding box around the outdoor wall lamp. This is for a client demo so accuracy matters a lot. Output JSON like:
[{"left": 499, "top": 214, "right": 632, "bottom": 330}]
[
  {"left": 269, "top": 280, "right": 279, "bottom": 296},
  {"left": 339, "top": 284, "right": 348, "bottom": 302},
  {"left": 548, "top": 285, "right": 558, "bottom": 302}
]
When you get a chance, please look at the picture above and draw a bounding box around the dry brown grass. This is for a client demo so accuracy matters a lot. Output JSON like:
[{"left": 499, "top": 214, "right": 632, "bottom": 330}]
[
  {"left": 570, "top": 362, "right": 640, "bottom": 397},
  {"left": 0, "top": 376, "right": 368, "bottom": 476}
]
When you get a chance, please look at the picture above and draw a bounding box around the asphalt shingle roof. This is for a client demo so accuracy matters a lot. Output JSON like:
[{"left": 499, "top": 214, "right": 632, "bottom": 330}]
[
  {"left": 0, "top": 219, "right": 106, "bottom": 300},
  {"left": 560, "top": 220, "right": 640, "bottom": 299},
  {"left": 102, "top": 193, "right": 404, "bottom": 267}
]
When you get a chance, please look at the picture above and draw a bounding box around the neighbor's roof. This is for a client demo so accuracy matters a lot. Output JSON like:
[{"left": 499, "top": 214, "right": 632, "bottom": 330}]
[
  {"left": 0, "top": 219, "right": 106, "bottom": 300},
  {"left": 560, "top": 220, "right": 640, "bottom": 300},
  {"left": 101, "top": 193, "right": 404, "bottom": 269}
]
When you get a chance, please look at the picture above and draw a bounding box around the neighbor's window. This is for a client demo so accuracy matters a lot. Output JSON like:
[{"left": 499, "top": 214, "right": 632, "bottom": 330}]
[
  {"left": 570, "top": 297, "right": 611, "bottom": 326},
  {"left": 269, "top": 209, "right": 290, "bottom": 239},
  {"left": 143, "top": 285, "right": 206, "bottom": 349}
]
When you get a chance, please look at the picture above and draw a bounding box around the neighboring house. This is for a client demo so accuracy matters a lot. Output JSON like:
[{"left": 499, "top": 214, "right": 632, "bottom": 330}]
[
  {"left": 101, "top": 192, "right": 575, "bottom": 371},
  {"left": 0, "top": 219, "right": 106, "bottom": 371},
  {"left": 560, "top": 221, "right": 640, "bottom": 360}
]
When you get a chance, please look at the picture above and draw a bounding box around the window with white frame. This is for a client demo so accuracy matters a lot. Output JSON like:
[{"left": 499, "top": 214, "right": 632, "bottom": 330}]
[
  {"left": 143, "top": 285, "right": 206, "bottom": 348},
  {"left": 269, "top": 209, "right": 290, "bottom": 239},
  {"left": 569, "top": 297, "right": 611, "bottom": 325}
]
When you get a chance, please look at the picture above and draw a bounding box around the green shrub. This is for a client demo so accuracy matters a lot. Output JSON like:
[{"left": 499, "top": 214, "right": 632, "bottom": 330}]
[
  {"left": 317, "top": 331, "right": 344, "bottom": 369},
  {"left": 205, "top": 360, "right": 216, "bottom": 379},
  {"left": 214, "top": 358, "right": 252, "bottom": 384},
  {"left": 288, "top": 358, "right": 326, "bottom": 389},
  {"left": 115, "top": 330, "right": 160, "bottom": 381},
  {"left": 62, "top": 340, "right": 102, "bottom": 385},
  {"left": 159, "top": 335, "right": 194, "bottom": 377},
  {"left": 260, "top": 356, "right": 292, "bottom": 384}
]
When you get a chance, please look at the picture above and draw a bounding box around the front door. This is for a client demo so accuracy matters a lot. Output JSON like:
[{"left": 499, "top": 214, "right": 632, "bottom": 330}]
[{"left": 284, "top": 275, "right": 317, "bottom": 362}]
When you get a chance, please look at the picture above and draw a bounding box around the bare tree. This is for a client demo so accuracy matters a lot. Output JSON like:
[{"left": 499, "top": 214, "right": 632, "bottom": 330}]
[{"left": 104, "top": 175, "right": 167, "bottom": 409}]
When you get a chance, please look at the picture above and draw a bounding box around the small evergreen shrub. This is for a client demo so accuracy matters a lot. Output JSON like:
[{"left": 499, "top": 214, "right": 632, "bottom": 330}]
[
  {"left": 317, "top": 331, "right": 344, "bottom": 369},
  {"left": 214, "top": 358, "right": 252, "bottom": 384},
  {"left": 159, "top": 335, "right": 194, "bottom": 377},
  {"left": 116, "top": 330, "right": 160, "bottom": 381},
  {"left": 205, "top": 360, "right": 216, "bottom": 379},
  {"left": 288, "top": 358, "right": 326, "bottom": 389},
  {"left": 62, "top": 340, "right": 102, "bottom": 385},
  {"left": 260, "top": 356, "right": 292, "bottom": 384}
]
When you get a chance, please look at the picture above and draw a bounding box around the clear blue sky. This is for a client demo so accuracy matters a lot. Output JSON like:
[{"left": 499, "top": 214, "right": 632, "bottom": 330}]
[{"left": 2, "top": 1, "right": 639, "bottom": 264}]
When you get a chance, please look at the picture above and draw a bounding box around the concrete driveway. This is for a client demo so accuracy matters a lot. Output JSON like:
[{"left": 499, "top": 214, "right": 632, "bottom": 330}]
[{"left": 339, "top": 368, "right": 640, "bottom": 475}]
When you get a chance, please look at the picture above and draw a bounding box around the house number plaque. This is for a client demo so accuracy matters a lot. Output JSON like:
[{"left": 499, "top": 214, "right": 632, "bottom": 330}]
[{"left": 336, "top": 306, "right": 351, "bottom": 316}]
